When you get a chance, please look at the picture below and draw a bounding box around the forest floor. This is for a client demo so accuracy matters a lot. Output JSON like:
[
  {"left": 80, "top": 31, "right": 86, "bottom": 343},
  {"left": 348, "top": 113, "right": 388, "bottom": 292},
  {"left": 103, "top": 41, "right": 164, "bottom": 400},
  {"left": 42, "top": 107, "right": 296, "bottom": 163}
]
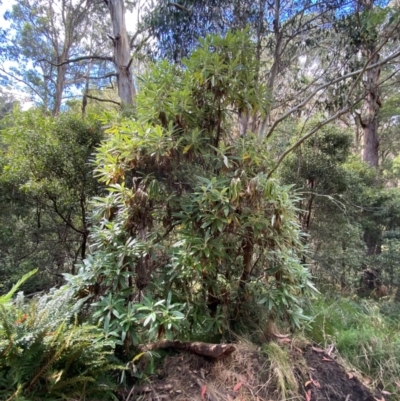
[{"left": 118, "top": 340, "right": 387, "bottom": 401}]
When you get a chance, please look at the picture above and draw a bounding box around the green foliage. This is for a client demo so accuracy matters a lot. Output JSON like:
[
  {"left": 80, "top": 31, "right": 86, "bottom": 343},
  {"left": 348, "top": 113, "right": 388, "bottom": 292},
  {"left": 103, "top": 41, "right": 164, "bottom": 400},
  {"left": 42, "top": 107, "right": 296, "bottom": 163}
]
[
  {"left": 0, "top": 109, "right": 103, "bottom": 291},
  {"left": 279, "top": 123, "right": 400, "bottom": 294},
  {"left": 0, "top": 287, "right": 121, "bottom": 401},
  {"left": 307, "top": 297, "right": 400, "bottom": 397},
  {"left": 91, "top": 291, "right": 186, "bottom": 346},
  {"left": 69, "top": 30, "right": 318, "bottom": 345},
  {"left": 279, "top": 124, "right": 366, "bottom": 288}
]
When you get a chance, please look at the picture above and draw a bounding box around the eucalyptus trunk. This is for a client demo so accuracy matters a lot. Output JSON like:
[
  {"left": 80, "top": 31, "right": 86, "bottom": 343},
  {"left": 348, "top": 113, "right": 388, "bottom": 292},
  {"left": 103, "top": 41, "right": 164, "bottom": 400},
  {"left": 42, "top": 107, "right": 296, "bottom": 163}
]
[
  {"left": 359, "top": 0, "right": 381, "bottom": 168},
  {"left": 106, "top": 0, "right": 135, "bottom": 104},
  {"left": 360, "top": 52, "right": 381, "bottom": 168},
  {"left": 54, "top": 54, "right": 68, "bottom": 115}
]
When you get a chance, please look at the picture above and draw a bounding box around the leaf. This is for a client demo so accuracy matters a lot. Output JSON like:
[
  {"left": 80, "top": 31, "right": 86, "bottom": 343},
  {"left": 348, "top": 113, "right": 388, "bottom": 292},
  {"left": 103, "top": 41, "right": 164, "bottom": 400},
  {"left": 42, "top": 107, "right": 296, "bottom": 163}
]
[
  {"left": 183, "top": 144, "right": 192, "bottom": 154},
  {"left": 223, "top": 155, "right": 229, "bottom": 168},
  {"left": 381, "top": 391, "right": 392, "bottom": 395},
  {"left": 131, "top": 352, "right": 145, "bottom": 362},
  {"left": 273, "top": 333, "right": 291, "bottom": 338},
  {"left": 312, "top": 346, "right": 324, "bottom": 353},
  {"left": 0, "top": 268, "right": 38, "bottom": 305},
  {"left": 201, "top": 385, "right": 207, "bottom": 400},
  {"left": 233, "top": 382, "right": 243, "bottom": 392},
  {"left": 312, "top": 380, "right": 320, "bottom": 389},
  {"left": 305, "top": 389, "right": 312, "bottom": 401},
  {"left": 309, "top": 375, "right": 320, "bottom": 388},
  {"left": 395, "top": 381, "right": 400, "bottom": 389},
  {"left": 347, "top": 373, "right": 354, "bottom": 380},
  {"left": 322, "top": 357, "right": 332, "bottom": 362},
  {"left": 305, "top": 381, "right": 312, "bottom": 387}
]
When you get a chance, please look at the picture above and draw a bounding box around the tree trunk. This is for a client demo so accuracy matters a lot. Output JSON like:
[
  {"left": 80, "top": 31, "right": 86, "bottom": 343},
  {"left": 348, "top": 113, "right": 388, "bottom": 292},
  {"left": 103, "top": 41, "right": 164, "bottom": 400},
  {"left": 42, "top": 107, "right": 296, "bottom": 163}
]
[
  {"left": 360, "top": 53, "right": 381, "bottom": 168},
  {"left": 259, "top": 0, "right": 282, "bottom": 137},
  {"left": 359, "top": 0, "right": 381, "bottom": 168},
  {"left": 54, "top": 61, "right": 67, "bottom": 115},
  {"left": 106, "top": 0, "right": 135, "bottom": 104}
]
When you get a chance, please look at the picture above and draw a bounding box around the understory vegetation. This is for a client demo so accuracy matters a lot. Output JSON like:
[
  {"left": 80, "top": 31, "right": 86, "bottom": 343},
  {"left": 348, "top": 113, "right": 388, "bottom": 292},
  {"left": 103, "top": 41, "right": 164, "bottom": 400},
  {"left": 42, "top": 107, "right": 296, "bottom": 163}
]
[
  {"left": 0, "top": 0, "right": 400, "bottom": 400},
  {"left": 307, "top": 297, "right": 400, "bottom": 397}
]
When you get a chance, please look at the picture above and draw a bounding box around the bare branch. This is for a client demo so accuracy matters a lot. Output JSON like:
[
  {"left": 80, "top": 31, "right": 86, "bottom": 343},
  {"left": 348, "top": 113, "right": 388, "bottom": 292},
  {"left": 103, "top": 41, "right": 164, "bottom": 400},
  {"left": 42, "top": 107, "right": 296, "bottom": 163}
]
[
  {"left": 0, "top": 66, "right": 43, "bottom": 100},
  {"left": 265, "top": 48, "right": 400, "bottom": 139},
  {"left": 39, "top": 55, "right": 113, "bottom": 67},
  {"left": 129, "top": 27, "right": 147, "bottom": 49},
  {"left": 86, "top": 94, "right": 120, "bottom": 105},
  {"left": 267, "top": 95, "right": 365, "bottom": 178},
  {"left": 167, "top": 2, "right": 192, "bottom": 13},
  {"left": 83, "top": 72, "right": 118, "bottom": 80},
  {"left": 131, "top": 33, "right": 151, "bottom": 53},
  {"left": 378, "top": 68, "right": 400, "bottom": 87}
]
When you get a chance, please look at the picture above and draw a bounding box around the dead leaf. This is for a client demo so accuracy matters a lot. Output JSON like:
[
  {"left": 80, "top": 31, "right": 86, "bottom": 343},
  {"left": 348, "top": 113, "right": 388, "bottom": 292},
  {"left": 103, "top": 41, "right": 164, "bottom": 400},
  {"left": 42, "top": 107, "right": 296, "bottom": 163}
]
[
  {"left": 305, "top": 381, "right": 312, "bottom": 387},
  {"left": 322, "top": 357, "right": 332, "bottom": 362},
  {"left": 273, "top": 333, "right": 291, "bottom": 338},
  {"left": 381, "top": 391, "right": 392, "bottom": 395},
  {"left": 396, "top": 381, "right": 400, "bottom": 389},
  {"left": 312, "top": 346, "right": 325, "bottom": 353},
  {"left": 374, "top": 397, "right": 385, "bottom": 401},
  {"left": 305, "top": 389, "right": 312, "bottom": 401},
  {"left": 201, "top": 385, "right": 207, "bottom": 400},
  {"left": 233, "top": 382, "right": 243, "bottom": 392},
  {"left": 364, "top": 377, "right": 372, "bottom": 386},
  {"left": 347, "top": 373, "right": 354, "bottom": 380},
  {"left": 278, "top": 338, "right": 292, "bottom": 344},
  {"left": 309, "top": 375, "right": 321, "bottom": 388},
  {"left": 295, "top": 347, "right": 303, "bottom": 353}
]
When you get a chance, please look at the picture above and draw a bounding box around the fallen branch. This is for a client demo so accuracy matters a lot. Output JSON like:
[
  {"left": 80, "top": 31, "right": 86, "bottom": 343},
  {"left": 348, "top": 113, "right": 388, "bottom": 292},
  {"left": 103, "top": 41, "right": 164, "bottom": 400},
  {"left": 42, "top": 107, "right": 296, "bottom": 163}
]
[{"left": 138, "top": 340, "right": 236, "bottom": 359}]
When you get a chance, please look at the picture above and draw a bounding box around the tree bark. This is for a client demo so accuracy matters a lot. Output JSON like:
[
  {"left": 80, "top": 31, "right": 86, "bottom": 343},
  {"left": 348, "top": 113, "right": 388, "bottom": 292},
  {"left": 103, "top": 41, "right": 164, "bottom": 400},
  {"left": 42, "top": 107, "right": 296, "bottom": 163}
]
[
  {"left": 360, "top": 53, "right": 381, "bottom": 168},
  {"left": 106, "top": 0, "right": 135, "bottom": 104},
  {"left": 359, "top": 0, "right": 381, "bottom": 168},
  {"left": 54, "top": 55, "right": 68, "bottom": 115}
]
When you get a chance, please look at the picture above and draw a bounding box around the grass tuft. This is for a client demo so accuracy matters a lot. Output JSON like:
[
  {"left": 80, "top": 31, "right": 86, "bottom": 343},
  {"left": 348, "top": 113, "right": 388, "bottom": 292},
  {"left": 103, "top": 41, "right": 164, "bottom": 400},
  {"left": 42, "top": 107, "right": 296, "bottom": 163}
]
[{"left": 262, "top": 341, "right": 299, "bottom": 400}]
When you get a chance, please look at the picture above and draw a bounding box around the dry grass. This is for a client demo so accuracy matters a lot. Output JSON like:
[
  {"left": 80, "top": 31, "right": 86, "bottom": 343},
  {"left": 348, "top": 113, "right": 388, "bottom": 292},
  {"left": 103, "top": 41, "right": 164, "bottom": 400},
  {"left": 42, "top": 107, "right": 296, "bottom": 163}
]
[{"left": 133, "top": 339, "right": 307, "bottom": 401}]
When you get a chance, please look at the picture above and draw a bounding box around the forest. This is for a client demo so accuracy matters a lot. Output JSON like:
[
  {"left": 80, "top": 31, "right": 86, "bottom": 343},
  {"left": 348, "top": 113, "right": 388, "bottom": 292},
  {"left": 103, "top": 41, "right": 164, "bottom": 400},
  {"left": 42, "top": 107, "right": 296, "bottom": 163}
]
[{"left": 0, "top": 0, "right": 400, "bottom": 400}]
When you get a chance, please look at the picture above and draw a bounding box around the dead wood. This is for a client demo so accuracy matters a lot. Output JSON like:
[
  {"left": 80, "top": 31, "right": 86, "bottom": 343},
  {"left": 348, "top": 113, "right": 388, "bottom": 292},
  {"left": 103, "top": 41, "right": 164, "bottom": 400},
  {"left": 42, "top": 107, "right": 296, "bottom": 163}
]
[{"left": 138, "top": 340, "right": 236, "bottom": 359}]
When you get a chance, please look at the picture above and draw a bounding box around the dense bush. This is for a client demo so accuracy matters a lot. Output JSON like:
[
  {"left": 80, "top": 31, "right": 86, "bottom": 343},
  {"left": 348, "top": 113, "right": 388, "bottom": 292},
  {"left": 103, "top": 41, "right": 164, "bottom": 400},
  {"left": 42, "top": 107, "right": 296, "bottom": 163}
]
[{"left": 67, "top": 30, "right": 318, "bottom": 347}]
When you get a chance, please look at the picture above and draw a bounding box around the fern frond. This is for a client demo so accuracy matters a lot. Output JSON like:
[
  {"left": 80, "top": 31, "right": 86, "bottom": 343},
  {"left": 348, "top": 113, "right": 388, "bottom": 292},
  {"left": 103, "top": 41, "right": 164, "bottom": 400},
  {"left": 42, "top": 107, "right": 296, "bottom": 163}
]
[{"left": 0, "top": 269, "right": 38, "bottom": 305}]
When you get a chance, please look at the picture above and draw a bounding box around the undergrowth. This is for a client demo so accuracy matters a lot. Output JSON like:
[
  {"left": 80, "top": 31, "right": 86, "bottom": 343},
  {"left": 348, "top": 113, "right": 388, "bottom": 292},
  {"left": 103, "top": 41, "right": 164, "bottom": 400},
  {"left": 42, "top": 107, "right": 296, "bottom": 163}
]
[
  {"left": 306, "top": 296, "right": 400, "bottom": 399},
  {"left": 0, "top": 286, "right": 122, "bottom": 401}
]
